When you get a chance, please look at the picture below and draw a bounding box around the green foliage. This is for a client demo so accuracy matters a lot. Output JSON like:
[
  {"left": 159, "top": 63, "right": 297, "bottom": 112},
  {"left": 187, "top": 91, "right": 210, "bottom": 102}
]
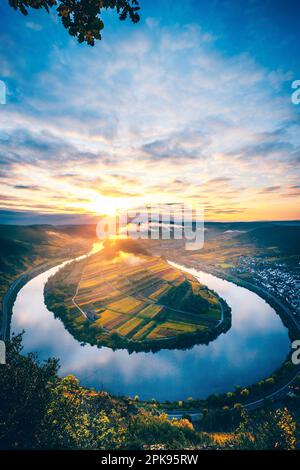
[
  {"left": 125, "top": 411, "right": 200, "bottom": 450},
  {"left": 200, "top": 405, "right": 242, "bottom": 433},
  {"left": 234, "top": 409, "right": 297, "bottom": 450},
  {"left": 0, "top": 334, "right": 204, "bottom": 450},
  {"left": 8, "top": 0, "right": 140, "bottom": 45},
  {"left": 0, "top": 334, "right": 131, "bottom": 449},
  {"left": 1, "top": 335, "right": 299, "bottom": 450},
  {"left": 158, "top": 280, "right": 208, "bottom": 314},
  {"left": 0, "top": 334, "right": 59, "bottom": 449},
  {"left": 41, "top": 375, "right": 129, "bottom": 449}
]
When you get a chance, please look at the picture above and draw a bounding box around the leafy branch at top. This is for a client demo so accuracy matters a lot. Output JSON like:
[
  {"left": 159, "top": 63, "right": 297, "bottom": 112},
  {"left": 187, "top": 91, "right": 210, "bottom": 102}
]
[{"left": 8, "top": 0, "right": 141, "bottom": 45}]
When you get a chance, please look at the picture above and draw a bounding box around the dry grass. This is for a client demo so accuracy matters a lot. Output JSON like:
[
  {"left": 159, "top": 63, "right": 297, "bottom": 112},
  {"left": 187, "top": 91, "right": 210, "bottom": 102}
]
[
  {"left": 117, "top": 317, "right": 145, "bottom": 337},
  {"left": 107, "top": 296, "right": 144, "bottom": 314},
  {"left": 137, "top": 304, "right": 162, "bottom": 319}
]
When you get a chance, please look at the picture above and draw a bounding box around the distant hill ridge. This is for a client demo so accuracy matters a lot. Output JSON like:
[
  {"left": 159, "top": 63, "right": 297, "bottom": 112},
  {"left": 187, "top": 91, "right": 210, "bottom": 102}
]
[{"left": 235, "top": 225, "right": 300, "bottom": 255}]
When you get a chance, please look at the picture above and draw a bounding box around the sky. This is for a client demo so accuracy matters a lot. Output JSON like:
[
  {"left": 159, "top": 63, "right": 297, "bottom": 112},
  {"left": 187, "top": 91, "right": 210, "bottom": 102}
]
[{"left": 0, "top": 0, "right": 300, "bottom": 223}]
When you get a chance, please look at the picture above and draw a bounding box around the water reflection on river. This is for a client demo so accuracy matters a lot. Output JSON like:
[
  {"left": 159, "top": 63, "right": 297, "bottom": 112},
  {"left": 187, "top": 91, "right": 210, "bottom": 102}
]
[{"left": 11, "top": 258, "right": 290, "bottom": 401}]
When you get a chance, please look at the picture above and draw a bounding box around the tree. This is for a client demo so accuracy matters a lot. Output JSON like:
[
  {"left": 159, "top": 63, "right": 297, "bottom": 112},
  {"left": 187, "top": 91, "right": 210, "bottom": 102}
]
[
  {"left": 235, "top": 408, "right": 297, "bottom": 450},
  {"left": 8, "top": 0, "right": 140, "bottom": 45},
  {"left": 125, "top": 410, "right": 200, "bottom": 450},
  {"left": 0, "top": 334, "right": 129, "bottom": 449},
  {"left": 240, "top": 388, "right": 250, "bottom": 398},
  {"left": 0, "top": 333, "right": 59, "bottom": 449},
  {"left": 41, "top": 374, "right": 128, "bottom": 449}
]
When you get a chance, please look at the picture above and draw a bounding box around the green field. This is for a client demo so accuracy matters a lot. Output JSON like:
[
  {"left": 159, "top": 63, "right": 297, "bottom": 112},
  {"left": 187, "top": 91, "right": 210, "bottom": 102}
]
[
  {"left": 69, "top": 245, "right": 221, "bottom": 339},
  {"left": 45, "top": 239, "right": 230, "bottom": 351}
]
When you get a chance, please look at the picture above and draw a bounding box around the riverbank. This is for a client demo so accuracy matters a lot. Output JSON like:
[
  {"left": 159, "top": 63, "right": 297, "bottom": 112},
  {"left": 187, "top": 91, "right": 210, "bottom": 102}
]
[
  {"left": 10, "top": 250, "right": 290, "bottom": 403},
  {"left": 172, "top": 260, "right": 299, "bottom": 338},
  {"left": 0, "top": 256, "right": 75, "bottom": 341},
  {"left": 158, "top": 259, "right": 300, "bottom": 411}
]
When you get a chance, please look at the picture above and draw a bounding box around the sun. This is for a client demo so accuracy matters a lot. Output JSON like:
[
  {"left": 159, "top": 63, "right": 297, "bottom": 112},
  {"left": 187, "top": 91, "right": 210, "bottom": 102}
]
[
  {"left": 85, "top": 197, "right": 118, "bottom": 216},
  {"left": 85, "top": 195, "right": 136, "bottom": 216}
]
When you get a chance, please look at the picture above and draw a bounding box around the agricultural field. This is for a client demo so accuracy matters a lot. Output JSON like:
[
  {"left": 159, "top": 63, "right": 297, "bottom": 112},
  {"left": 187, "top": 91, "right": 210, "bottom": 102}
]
[{"left": 45, "top": 240, "right": 228, "bottom": 350}]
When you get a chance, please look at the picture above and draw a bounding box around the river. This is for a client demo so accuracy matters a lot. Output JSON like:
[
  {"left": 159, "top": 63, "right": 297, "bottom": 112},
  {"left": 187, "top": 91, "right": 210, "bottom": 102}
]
[{"left": 11, "top": 248, "right": 290, "bottom": 401}]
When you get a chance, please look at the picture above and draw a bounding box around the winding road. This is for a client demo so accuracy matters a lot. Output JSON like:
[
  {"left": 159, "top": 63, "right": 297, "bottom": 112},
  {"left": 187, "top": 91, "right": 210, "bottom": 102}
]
[{"left": 1, "top": 272, "right": 30, "bottom": 341}]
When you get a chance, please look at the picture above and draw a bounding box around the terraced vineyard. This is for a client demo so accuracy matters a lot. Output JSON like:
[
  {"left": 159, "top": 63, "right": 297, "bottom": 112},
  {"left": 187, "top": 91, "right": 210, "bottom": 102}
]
[{"left": 45, "top": 241, "right": 231, "bottom": 351}]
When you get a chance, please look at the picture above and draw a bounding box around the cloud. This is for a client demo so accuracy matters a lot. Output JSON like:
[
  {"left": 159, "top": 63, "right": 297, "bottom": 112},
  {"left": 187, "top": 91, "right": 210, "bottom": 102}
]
[
  {"left": 0, "top": 22, "right": 299, "bottom": 220},
  {"left": 26, "top": 22, "right": 43, "bottom": 32},
  {"left": 259, "top": 186, "right": 281, "bottom": 193},
  {"left": 14, "top": 184, "right": 41, "bottom": 190},
  {"left": 206, "top": 177, "right": 233, "bottom": 185}
]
